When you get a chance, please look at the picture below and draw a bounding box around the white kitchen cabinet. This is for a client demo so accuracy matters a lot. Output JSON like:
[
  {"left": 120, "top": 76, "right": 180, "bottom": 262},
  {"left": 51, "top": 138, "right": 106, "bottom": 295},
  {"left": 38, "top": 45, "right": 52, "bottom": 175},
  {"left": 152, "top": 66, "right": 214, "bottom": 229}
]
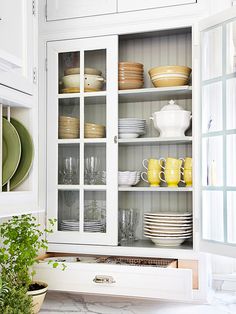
[
  {"left": 0, "top": 1, "right": 38, "bottom": 217},
  {"left": 36, "top": 2, "right": 236, "bottom": 303},
  {"left": 118, "top": 0, "right": 196, "bottom": 13},
  {"left": 46, "top": 0, "right": 117, "bottom": 21},
  {"left": 0, "top": 0, "right": 35, "bottom": 95}
]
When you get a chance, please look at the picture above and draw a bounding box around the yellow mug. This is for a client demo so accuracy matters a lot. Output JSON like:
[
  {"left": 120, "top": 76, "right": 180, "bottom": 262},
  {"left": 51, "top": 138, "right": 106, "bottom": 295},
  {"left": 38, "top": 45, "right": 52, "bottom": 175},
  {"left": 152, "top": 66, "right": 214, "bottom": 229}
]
[
  {"left": 183, "top": 169, "right": 192, "bottom": 187},
  {"left": 160, "top": 157, "right": 182, "bottom": 170},
  {"left": 159, "top": 168, "right": 184, "bottom": 187},
  {"left": 180, "top": 157, "right": 192, "bottom": 169},
  {"left": 142, "top": 159, "right": 163, "bottom": 171},
  {"left": 141, "top": 170, "right": 160, "bottom": 187}
]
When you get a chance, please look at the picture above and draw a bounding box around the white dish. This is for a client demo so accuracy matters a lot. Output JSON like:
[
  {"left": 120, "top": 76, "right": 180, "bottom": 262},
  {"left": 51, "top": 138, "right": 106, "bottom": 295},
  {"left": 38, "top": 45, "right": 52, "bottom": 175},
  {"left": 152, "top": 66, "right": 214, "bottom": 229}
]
[
  {"left": 144, "top": 228, "right": 192, "bottom": 236},
  {"left": 144, "top": 212, "right": 192, "bottom": 217},
  {"left": 119, "top": 133, "right": 140, "bottom": 139},
  {"left": 144, "top": 219, "right": 192, "bottom": 226},
  {"left": 150, "top": 238, "right": 189, "bottom": 247},
  {"left": 144, "top": 223, "right": 192, "bottom": 230}
]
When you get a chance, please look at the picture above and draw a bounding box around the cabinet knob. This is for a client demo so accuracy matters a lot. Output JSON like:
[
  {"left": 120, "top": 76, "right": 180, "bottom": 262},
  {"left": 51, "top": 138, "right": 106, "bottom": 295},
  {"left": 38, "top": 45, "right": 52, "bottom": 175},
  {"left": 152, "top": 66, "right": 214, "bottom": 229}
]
[
  {"left": 93, "top": 275, "right": 116, "bottom": 284},
  {"left": 114, "top": 135, "right": 118, "bottom": 143}
]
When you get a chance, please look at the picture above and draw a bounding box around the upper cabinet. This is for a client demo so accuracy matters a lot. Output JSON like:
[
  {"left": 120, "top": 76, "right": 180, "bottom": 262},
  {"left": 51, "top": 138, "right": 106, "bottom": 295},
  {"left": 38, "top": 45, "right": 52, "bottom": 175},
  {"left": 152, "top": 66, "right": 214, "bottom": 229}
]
[
  {"left": 0, "top": 0, "right": 35, "bottom": 95},
  {"left": 117, "top": 0, "right": 196, "bottom": 13},
  {"left": 46, "top": 0, "right": 117, "bottom": 21}
]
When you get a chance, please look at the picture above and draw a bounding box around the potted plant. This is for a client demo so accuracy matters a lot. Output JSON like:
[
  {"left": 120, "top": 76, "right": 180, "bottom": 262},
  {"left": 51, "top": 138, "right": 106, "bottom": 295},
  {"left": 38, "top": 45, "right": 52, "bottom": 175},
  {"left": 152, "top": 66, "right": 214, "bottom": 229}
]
[{"left": 0, "top": 214, "right": 61, "bottom": 314}]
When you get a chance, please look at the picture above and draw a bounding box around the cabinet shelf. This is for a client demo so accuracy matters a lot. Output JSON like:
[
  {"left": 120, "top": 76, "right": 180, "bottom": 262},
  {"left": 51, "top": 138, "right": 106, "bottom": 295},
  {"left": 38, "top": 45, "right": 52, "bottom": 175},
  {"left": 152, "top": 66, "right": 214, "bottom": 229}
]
[
  {"left": 118, "top": 136, "right": 192, "bottom": 146},
  {"left": 58, "top": 139, "right": 107, "bottom": 144},
  {"left": 118, "top": 187, "right": 193, "bottom": 192},
  {"left": 58, "top": 91, "right": 106, "bottom": 100},
  {"left": 118, "top": 86, "right": 192, "bottom": 103}
]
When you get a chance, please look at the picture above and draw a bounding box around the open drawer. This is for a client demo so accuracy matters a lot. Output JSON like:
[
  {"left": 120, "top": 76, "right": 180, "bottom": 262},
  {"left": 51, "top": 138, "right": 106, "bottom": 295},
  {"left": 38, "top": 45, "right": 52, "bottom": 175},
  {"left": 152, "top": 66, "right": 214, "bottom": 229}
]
[{"left": 34, "top": 254, "right": 194, "bottom": 301}]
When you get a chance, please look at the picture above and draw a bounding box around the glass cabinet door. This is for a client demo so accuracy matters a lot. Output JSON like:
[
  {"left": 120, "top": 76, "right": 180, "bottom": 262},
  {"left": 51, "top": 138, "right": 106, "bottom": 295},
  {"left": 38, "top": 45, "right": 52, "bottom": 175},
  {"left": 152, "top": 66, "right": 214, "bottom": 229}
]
[
  {"left": 47, "top": 36, "right": 118, "bottom": 245},
  {"left": 200, "top": 10, "right": 236, "bottom": 257}
]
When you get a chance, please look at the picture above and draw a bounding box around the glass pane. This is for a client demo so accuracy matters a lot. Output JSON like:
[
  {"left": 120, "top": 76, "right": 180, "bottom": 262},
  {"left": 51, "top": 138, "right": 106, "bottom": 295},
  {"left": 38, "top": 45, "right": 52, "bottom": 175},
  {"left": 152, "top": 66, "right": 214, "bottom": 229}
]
[
  {"left": 84, "top": 144, "right": 106, "bottom": 185},
  {"left": 58, "top": 98, "right": 80, "bottom": 139},
  {"left": 59, "top": 51, "right": 80, "bottom": 94},
  {"left": 202, "top": 191, "right": 224, "bottom": 242},
  {"left": 227, "top": 134, "right": 236, "bottom": 186},
  {"left": 84, "top": 96, "right": 106, "bottom": 139},
  {"left": 226, "top": 78, "right": 236, "bottom": 130},
  {"left": 226, "top": 21, "right": 236, "bottom": 74},
  {"left": 84, "top": 49, "right": 106, "bottom": 92},
  {"left": 58, "top": 144, "right": 80, "bottom": 185},
  {"left": 202, "top": 26, "right": 222, "bottom": 81},
  {"left": 227, "top": 191, "right": 236, "bottom": 244},
  {"left": 58, "top": 190, "right": 80, "bottom": 232},
  {"left": 202, "top": 137, "right": 223, "bottom": 186},
  {"left": 202, "top": 82, "right": 222, "bottom": 133},
  {"left": 84, "top": 191, "right": 106, "bottom": 233}
]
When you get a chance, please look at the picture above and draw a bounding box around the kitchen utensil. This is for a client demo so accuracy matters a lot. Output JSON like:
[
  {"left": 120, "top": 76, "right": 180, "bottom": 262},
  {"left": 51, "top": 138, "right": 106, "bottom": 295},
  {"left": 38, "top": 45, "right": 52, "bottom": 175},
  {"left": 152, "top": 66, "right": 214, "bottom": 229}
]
[
  {"left": 64, "top": 67, "right": 102, "bottom": 76},
  {"left": 141, "top": 170, "right": 161, "bottom": 187},
  {"left": 2, "top": 118, "right": 21, "bottom": 186},
  {"left": 159, "top": 168, "right": 184, "bottom": 187},
  {"left": 150, "top": 100, "right": 192, "bottom": 138},
  {"left": 8, "top": 118, "right": 34, "bottom": 190},
  {"left": 59, "top": 157, "right": 79, "bottom": 185},
  {"left": 148, "top": 65, "right": 191, "bottom": 87},
  {"left": 183, "top": 169, "right": 192, "bottom": 187},
  {"left": 62, "top": 74, "right": 106, "bottom": 92}
]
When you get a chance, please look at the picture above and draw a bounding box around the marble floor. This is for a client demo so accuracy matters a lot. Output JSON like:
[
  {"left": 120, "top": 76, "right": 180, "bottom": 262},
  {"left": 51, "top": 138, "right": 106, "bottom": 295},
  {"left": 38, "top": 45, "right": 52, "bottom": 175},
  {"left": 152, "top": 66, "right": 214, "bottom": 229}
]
[{"left": 40, "top": 291, "right": 236, "bottom": 314}]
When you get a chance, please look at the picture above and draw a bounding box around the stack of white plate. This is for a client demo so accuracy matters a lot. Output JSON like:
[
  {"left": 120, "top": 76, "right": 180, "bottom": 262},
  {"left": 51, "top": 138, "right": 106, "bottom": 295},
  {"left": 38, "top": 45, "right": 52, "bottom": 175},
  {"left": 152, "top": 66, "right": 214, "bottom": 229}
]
[
  {"left": 60, "top": 220, "right": 79, "bottom": 231},
  {"left": 60, "top": 219, "right": 104, "bottom": 232},
  {"left": 144, "top": 212, "right": 192, "bottom": 247},
  {"left": 84, "top": 220, "right": 104, "bottom": 233},
  {"left": 118, "top": 118, "right": 146, "bottom": 139}
]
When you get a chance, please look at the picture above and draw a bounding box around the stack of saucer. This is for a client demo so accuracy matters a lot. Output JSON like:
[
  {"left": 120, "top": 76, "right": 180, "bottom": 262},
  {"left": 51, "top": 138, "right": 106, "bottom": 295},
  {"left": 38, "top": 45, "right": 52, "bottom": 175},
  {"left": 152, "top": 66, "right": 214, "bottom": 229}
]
[
  {"left": 60, "top": 220, "right": 79, "bottom": 231},
  {"left": 84, "top": 220, "right": 104, "bottom": 232},
  {"left": 59, "top": 116, "right": 80, "bottom": 139},
  {"left": 118, "top": 118, "right": 146, "bottom": 139},
  {"left": 119, "top": 62, "right": 144, "bottom": 90},
  {"left": 144, "top": 212, "right": 192, "bottom": 247}
]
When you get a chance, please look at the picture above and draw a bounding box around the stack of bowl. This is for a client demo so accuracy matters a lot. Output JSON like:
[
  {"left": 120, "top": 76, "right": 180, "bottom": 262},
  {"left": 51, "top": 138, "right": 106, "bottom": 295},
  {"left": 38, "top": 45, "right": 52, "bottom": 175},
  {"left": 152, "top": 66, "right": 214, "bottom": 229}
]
[
  {"left": 59, "top": 116, "right": 80, "bottom": 139},
  {"left": 148, "top": 65, "right": 192, "bottom": 87},
  {"left": 84, "top": 122, "right": 105, "bottom": 138},
  {"left": 118, "top": 62, "right": 144, "bottom": 90},
  {"left": 118, "top": 171, "right": 141, "bottom": 187}
]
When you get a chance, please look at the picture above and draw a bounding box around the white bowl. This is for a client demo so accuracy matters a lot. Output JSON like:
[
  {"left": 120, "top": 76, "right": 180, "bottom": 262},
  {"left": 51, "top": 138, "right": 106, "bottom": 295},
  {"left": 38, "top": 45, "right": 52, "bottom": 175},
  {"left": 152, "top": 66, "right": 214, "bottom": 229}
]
[
  {"left": 119, "top": 133, "right": 140, "bottom": 139},
  {"left": 62, "top": 74, "right": 105, "bottom": 91}
]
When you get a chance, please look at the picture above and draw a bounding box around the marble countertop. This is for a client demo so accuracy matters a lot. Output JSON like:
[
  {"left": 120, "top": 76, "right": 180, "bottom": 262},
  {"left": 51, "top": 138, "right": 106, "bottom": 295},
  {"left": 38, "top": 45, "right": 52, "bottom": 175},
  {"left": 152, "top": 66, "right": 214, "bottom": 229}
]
[{"left": 40, "top": 291, "right": 236, "bottom": 314}]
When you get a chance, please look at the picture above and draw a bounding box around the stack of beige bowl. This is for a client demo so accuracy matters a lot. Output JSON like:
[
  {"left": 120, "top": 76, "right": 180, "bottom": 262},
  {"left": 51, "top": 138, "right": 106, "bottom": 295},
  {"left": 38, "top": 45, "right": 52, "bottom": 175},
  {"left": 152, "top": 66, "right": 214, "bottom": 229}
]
[
  {"left": 148, "top": 65, "right": 192, "bottom": 87},
  {"left": 59, "top": 116, "right": 80, "bottom": 139},
  {"left": 119, "top": 62, "right": 144, "bottom": 90},
  {"left": 84, "top": 123, "right": 105, "bottom": 138}
]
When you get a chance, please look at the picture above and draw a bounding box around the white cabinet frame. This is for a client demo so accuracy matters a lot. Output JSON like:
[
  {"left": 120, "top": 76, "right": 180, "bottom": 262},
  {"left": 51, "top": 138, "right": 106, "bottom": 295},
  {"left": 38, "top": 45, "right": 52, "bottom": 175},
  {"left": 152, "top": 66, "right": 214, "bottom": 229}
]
[
  {"left": 47, "top": 35, "right": 118, "bottom": 246},
  {"left": 199, "top": 6, "right": 236, "bottom": 258}
]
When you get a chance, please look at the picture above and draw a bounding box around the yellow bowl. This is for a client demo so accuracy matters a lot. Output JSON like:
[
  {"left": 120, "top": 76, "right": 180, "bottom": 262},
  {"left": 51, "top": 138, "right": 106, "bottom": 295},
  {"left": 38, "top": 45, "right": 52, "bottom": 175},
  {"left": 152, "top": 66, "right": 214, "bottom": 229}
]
[{"left": 149, "top": 65, "right": 192, "bottom": 77}]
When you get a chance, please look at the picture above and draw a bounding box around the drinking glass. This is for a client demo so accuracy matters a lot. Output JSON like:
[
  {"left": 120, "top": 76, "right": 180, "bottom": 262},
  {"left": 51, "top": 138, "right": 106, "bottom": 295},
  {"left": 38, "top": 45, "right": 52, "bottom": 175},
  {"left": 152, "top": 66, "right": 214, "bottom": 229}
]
[
  {"left": 128, "top": 208, "right": 139, "bottom": 241},
  {"left": 118, "top": 208, "right": 130, "bottom": 244},
  {"left": 59, "top": 157, "right": 79, "bottom": 184}
]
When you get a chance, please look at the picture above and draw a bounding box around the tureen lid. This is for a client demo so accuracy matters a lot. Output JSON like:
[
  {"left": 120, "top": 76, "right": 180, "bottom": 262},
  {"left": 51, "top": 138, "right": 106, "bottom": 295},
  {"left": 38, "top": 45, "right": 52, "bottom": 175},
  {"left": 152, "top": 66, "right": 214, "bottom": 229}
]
[{"left": 161, "top": 100, "right": 183, "bottom": 111}]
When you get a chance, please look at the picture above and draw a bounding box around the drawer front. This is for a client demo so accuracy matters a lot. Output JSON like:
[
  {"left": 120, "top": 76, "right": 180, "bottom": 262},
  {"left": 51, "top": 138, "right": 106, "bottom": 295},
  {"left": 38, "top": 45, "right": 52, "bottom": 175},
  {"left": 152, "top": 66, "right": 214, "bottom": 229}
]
[
  {"left": 46, "top": 0, "right": 117, "bottom": 21},
  {"left": 34, "top": 263, "right": 193, "bottom": 301},
  {"left": 118, "top": 0, "right": 196, "bottom": 13}
]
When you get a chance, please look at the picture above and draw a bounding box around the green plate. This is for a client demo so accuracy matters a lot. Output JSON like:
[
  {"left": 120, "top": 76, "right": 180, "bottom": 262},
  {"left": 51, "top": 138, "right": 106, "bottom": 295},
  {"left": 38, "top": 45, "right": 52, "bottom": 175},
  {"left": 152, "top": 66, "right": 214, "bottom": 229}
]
[
  {"left": 8, "top": 117, "right": 34, "bottom": 190},
  {"left": 2, "top": 118, "right": 21, "bottom": 186}
]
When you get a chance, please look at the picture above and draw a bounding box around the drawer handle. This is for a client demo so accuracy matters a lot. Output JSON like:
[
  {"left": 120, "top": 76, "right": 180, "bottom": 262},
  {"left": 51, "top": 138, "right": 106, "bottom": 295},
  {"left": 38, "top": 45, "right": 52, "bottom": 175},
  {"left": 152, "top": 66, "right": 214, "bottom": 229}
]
[{"left": 93, "top": 275, "right": 116, "bottom": 284}]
